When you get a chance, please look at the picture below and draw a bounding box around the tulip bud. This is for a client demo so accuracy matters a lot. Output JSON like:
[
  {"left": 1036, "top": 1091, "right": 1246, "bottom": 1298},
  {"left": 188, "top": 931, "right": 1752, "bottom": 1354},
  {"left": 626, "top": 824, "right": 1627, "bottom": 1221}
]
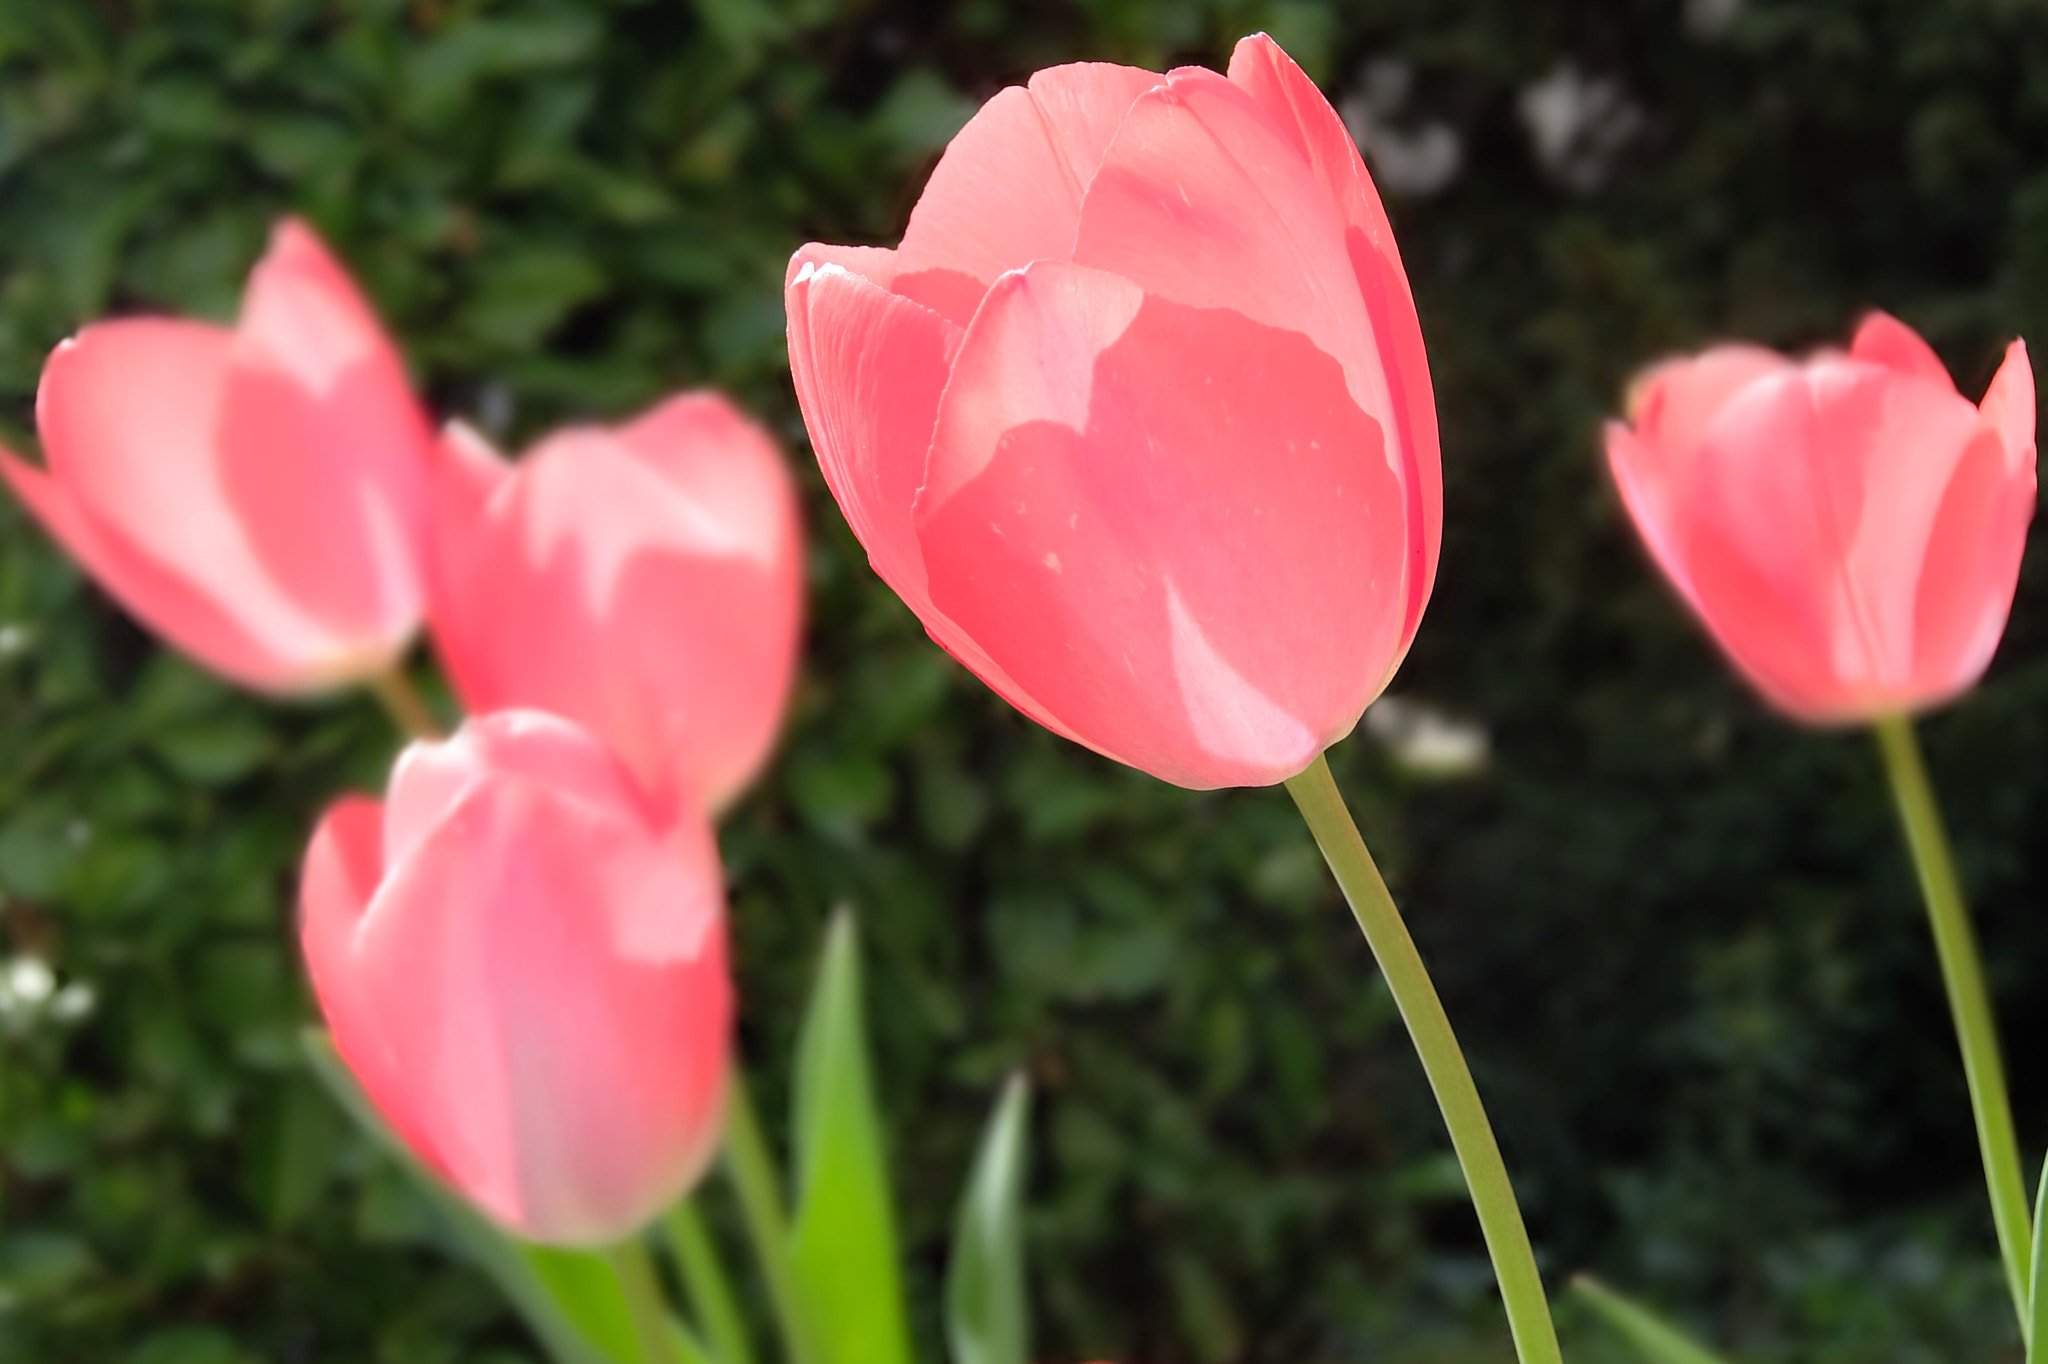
[
  {"left": 1, "top": 220, "right": 432, "bottom": 692},
  {"left": 784, "top": 33, "right": 1440, "bottom": 790},
  {"left": 1606, "top": 312, "right": 2037, "bottom": 722},
  {"left": 300, "top": 711, "right": 732, "bottom": 1245},
  {"left": 423, "top": 394, "right": 802, "bottom": 818}
]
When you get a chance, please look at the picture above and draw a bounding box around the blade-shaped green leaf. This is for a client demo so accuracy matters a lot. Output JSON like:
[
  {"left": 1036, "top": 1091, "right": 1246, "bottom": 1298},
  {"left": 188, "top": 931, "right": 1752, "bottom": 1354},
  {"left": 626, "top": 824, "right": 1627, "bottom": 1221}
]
[
  {"left": 2027, "top": 1160, "right": 2048, "bottom": 1363},
  {"left": 1570, "top": 1275, "right": 1737, "bottom": 1364},
  {"left": 303, "top": 1029, "right": 641, "bottom": 1364},
  {"left": 787, "top": 910, "right": 913, "bottom": 1364},
  {"left": 945, "top": 1073, "right": 1030, "bottom": 1364}
]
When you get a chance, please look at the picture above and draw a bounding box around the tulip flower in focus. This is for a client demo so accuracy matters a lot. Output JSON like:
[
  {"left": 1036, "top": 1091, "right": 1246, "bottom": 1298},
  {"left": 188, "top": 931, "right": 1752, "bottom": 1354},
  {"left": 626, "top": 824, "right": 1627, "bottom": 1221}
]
[
  {"left": 0, "top": 220, "right": 432, "bottom": 692},
  {"left": 786, "top": 32, "right": 1439, "bottom": 789},
  {"left": 426, "top": 394, "right": 802, "bottom": 815},
  {"left": 300, "top": 710, "right": 731, "bottom": 1245},
  {"left": 1606, "top": 312, "right": 2036, "bottom": 722}
]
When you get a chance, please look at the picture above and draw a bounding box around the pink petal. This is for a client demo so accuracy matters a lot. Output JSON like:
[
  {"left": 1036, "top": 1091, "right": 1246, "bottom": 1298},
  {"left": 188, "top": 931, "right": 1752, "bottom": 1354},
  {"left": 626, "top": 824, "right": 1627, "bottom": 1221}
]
[
  {"left": 430, "top": 399, "right": 803, "bottom": 814},
  {"left": 217, "top": 222, "right": 431, "bottom": 652},
  {"left": 1680, "top": 359, "right": 1982, "bottom": 717},
  {"left": 1226, "top": 32, "right": 1441, "bottom": 648},
  {"left": 300, "top": 795, "right": 443, "bottom": 1176},
  {"left": 916, "top": 262, "right": 1408, "bottom": 788},
  {"left": 384, "top": 711, "right": 644, "bottom": 870},
  {"left": 1911, "top": 425, "right": 2034, "bottom": 697},
  {"left": 1850, "top": 311, "right": 1955, "bottom": 389},
  {"left": 1627, "top": 344, "right": 1793, "bottom": 470},
  {"left": 0, "top": 443, "right": 294, "bottom": 687},
  {"left": 1071, "top": 67, "right": 1396, "bottom": 474},
  {"left": 1977, "top": 338, "right": 2036, "bottom": 469},
  {"left": 786, "top": 248, "right": 962, "bottom": 604},
  {"left": 34, "top": 322, "right": 398, "bottom": 688},
  {"left": 357, "top": 768, "right": 729, "bottom": 1244},
  {"left": 785, "top": 248, "right": 1092, "bottom": 749},
  {"left": 893, "top": 63, "right": 1163, "bottom": 324},
  {"left": 1605, "top": 418, "right": 1704, "bottom": 618}
]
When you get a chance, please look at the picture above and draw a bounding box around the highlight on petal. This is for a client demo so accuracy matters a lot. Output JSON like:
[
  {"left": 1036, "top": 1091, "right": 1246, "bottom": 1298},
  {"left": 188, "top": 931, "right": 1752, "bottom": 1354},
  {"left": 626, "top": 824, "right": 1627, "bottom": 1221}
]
[
  {"left": 918, "top": 263, "right": 1407, "bottom": 787},
  {"left": 894, "top": 62, "right": 1162, "bottom": 322}
]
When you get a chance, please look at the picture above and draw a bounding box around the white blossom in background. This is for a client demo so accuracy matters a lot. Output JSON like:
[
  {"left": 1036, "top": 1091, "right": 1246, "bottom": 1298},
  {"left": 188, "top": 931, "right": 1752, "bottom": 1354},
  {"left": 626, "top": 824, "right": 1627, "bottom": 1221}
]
[
  {"left": 1341, "top": 57, "right": 1463, "bottom": 198},
  {"left": 1517, "top": 62, "right": 1647, "bottom": 193},
  {"left": 1364, "top": 695, "right": 1491, "bottom": 778},
  {"left": 1686, "top": 0, "right": 1743, "bottom": 37},
  {"left": 0, "top": 622, "right": 28, "bottom": 657},
  {"left": 0, "top": 954, "right": 96, "bottom": 1035}
]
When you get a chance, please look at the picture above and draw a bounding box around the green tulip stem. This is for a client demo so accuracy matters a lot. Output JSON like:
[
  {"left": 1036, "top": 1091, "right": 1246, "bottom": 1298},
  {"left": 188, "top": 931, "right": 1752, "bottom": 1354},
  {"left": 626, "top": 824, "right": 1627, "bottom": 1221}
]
[
  {"left": 721, "top": 1074, "right": 818, "bottom": 1364},
  {"left": 608, "top": 1235, "right": 685, "bottom": 1364},
  {"left": 1873, "top": 714, "right": 2031, "bottom": 1325},
  {"left": 663, "top": 1198, "right": 756, "bottom": 1364},
  {"left": 369, "top": 666, "right": 443, "bottom": 741},
  {"left": 1284, "top": 753, "right": 1562, "bottom": 1364}
]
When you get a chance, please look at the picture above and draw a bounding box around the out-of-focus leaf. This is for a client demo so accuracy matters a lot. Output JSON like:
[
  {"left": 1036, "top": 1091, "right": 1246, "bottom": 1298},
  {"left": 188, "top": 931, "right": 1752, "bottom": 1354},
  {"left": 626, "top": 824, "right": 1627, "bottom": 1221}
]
[
  {"left": 302, "top": 1030, "right": 637, "bottom": 1364},
  {"left": 787, "top": 910, "right": 913, "bottom": 1364},
  {"left": 1570, "top": 1275, "right": 1738, "bottom": 1364},
  {"left": 945, "top": 1073, "right": 1030, "bottom": 1364}
]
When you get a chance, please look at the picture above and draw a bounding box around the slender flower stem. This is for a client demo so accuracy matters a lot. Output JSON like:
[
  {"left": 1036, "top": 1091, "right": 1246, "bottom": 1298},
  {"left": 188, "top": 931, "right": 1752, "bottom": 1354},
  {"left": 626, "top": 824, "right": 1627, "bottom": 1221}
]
[
  {"left": 608, "top": 1236, "right": 684, "bottom": 1364},
  {"left": 721, "top": 1074, "right": 817, "bottom": 1364},
  {"left": 664, "top": 1198, "right": 756, "bottom": 1364},
  {"left": 1873, "top": 715, "right": 2031, "bottom": 1325},
  {"left": 1284, "top": 753, "right": 1562, "bottom": 1364},
  {"left": 369, "top": 665, "right": 443, "bottom": 740}
]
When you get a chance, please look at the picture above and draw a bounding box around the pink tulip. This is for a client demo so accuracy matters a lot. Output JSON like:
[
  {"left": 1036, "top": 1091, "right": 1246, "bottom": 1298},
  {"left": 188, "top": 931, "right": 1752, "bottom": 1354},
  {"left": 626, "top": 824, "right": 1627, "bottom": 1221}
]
[
  {"left": 0, "top": 220, "right": 432, "bottom": 692},
  {"left": 424, "top": 394, "right": 802, "bottom": 817},
  {"left": 784, "top": 33, "right": 1439, "bottom": 789},
  {"left": 1606, "top": 312, "right": 2037, "bottom": 722},
  {"left": 300, "top": 710, "right": 731, "bottom": 1245}
]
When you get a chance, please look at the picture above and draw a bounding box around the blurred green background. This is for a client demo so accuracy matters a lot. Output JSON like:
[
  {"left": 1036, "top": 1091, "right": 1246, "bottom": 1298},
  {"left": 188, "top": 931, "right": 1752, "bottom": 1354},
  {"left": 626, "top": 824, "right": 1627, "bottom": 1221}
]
[{"left": 3, "top": 0, "right": 2048, "bottom": 1360}]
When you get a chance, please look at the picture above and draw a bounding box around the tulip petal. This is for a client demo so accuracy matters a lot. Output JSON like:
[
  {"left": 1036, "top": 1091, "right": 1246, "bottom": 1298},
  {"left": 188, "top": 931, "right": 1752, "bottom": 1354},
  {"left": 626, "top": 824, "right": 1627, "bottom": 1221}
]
[
  {"left": 1681, "top": 359, "right": 1984, "bottom": 716},
  {"left": 429, "top": 400, "right": 802, "bottom": 813},
  {"left": 788, "top": 251, "right": 960, "bottom": 602},
  {"left": 786, "top": 250, "right": 1097, "bottom": 750},
  {"left": 1911, "top": 426, "right": 2034, "bottom": 696},
  {"left": 1851, "top": 310, "right": 1954, "bottom": 389},
  {"left": 300, "top": 796, "right": 436, "bottom": 1177},
  {"left": 32, "top": 321, "right": 397, "bottom": 688},
  {"left": 0, "top": 443, "right": 300, "bottom": 687},
  {"left": 1226, "top": 32, "right": 1442, "bottom": 644},
  {"left": 893, "top": 63, "right": 1163, "bottom": 324},
  {"left": 217, "top": 222, "right": 430, "bottom": 651},
  {"left": 1627, "top": 345, "right": 1792, "bottom": 469},
  {"left": 1072, "top": 68, "right": 1398, "bottom": 485},
  {"left": 1978, "top": 337, "right": 2037, "bottom": 469},
  {"left": 329, "top": 723, "right": 730, "bottom": 1246},
  {"left": 918, "top": 262, "right": 1408, "bottom": 788}
]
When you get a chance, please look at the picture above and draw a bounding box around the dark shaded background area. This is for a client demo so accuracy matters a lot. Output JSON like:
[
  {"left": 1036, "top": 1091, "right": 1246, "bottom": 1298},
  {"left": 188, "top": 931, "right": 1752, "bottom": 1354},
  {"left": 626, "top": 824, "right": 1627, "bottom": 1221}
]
[{"left": 3, "top": 0, "right": 2047, "bottom": 1360}]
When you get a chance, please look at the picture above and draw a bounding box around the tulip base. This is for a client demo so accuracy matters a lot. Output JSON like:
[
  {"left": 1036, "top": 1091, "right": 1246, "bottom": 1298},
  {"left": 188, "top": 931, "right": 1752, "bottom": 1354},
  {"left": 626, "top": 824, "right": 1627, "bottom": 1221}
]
[
  {"left": 1872, "top": 715, "right": 2032, "bottom": 1327},
  {"left": 1283, "top": 753, "right": 1562, "bottom": 1364}
]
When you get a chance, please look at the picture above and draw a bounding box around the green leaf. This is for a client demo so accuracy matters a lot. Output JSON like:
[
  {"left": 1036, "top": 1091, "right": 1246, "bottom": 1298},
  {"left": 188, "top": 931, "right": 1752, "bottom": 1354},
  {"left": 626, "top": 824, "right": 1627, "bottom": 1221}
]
[
  {"left": 302, "top": 1029, "right": 639, "bottom": 1364},
  {"left": 787, "top": 910, "right": 914, "bottom": 1364},
  {"left": 1569, "top": 1275, "right": 1737, "bottom": 1364},
  {"left": 945, "top": 1073, "right": 1030, "bottom": 1364},
  {"left": 2027, "top": 1159, "right": 2048, "bottom": 1363}
]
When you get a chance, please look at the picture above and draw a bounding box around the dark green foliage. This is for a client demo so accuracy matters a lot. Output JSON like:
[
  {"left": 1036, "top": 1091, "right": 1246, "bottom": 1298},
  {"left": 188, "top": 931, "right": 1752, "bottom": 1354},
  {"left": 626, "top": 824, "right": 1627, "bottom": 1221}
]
[{"left": 1, "top": 0, "right": 2046, "bottom": 1361}]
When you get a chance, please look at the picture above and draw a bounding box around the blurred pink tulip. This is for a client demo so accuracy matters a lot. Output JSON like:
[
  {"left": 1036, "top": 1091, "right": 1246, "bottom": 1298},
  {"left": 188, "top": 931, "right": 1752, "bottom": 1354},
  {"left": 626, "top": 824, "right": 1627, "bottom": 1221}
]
[
  {"left": 785, "top": 33, "right": 1439, "bottom": 789},
  {"left": 0, "top": 220, "right": 432, "bottom": 692},
  {"left": 1606, "top": 312, "right": 2037, "bottom": 722},
  {"left": 424, "top": 393, "right": 802, "bottom": 817},
  {"left": 300, "top": 710, "right": 731, "bottom": 1245}
]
